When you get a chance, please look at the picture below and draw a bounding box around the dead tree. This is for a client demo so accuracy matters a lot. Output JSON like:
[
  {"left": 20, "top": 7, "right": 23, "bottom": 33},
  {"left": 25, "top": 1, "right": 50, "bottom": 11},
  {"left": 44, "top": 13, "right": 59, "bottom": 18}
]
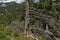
[
  {"left": 25, "top": 0, "right": 38, "bottom": 40},
  {"left": 25, "top": 0, "right": 30, "bottom": 36}
]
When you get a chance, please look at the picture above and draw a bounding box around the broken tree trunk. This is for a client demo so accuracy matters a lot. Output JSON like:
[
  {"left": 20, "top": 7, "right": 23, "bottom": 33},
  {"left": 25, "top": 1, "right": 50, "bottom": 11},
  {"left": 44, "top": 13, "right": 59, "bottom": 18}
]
[
  {"left": 25, "top": 0, "right": 38, "bottom": 40},
  {"left": 25, "top": 0, "right": 30, "bottom": 36}
]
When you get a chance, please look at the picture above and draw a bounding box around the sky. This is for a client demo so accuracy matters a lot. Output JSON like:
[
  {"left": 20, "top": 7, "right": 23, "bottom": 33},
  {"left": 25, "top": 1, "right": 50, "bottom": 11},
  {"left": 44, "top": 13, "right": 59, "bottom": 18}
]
[
  {"left": 34, "top": 0, "right": 39, "bottom": 2},
  {"left": 15, "top": 0, "right": 24, "bottom": 3},
  {"left": 0, "top": 0, "right": 24, "bottom": 3},
  {"left": 0, "top": 0, "right": 39, "bottom": 3}
]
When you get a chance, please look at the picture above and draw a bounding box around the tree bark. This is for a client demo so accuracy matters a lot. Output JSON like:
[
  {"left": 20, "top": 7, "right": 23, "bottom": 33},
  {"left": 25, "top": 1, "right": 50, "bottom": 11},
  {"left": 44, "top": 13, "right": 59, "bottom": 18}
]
[{"left": 25, "top": 0, "right": 30, "bottom": 38}]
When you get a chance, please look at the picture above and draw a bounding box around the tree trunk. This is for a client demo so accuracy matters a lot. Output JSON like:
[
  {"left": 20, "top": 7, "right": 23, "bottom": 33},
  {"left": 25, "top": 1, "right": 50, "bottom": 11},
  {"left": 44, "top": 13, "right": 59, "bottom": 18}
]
[
  {"left": 25, "top": 0, "right": 30, "bottom": 38},
  {"left": 25, "top": 0, "right": 38, "bottom": 40}
]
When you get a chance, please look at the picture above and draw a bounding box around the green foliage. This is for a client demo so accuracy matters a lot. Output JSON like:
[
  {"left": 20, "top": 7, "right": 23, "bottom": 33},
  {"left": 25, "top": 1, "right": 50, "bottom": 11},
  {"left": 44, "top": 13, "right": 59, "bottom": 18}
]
[
  {"left": 39, "top": 36, "right": 45, "bottom": 40},
  {"left": 0, "top": 4, "right": 25, "bottom": 25},
  {"left": 0, "top": 25, "right": 18, "bottom": 40},
  {"left": 13, "top": 31, "right": 19, "bottom": 37},
  {"left": 0, "top": 25, "right": 27, "bottom": 40},
  {"left": 31, "top": 1, "right": 60, "bottom": 20}
]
